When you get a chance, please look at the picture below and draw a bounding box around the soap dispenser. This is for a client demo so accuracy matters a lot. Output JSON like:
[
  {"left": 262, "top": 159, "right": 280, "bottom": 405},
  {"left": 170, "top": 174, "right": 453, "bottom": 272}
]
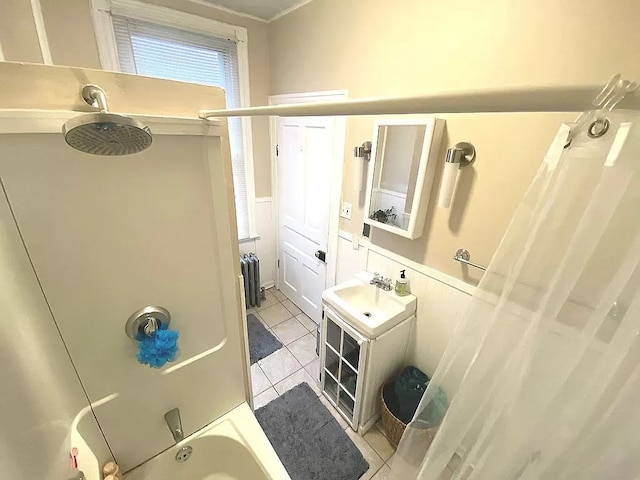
[{"left": 395, "top": 270, "right": 409, "bottom": 296}]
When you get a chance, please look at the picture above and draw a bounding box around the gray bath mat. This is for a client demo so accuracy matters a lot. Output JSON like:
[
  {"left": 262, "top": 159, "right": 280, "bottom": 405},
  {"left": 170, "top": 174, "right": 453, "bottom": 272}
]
[
  {"left": 255, "top": 383, "right": 369, "bottom": 480},
  {"left": 248, "top": 313, "right": 283, "bottom": 364}
]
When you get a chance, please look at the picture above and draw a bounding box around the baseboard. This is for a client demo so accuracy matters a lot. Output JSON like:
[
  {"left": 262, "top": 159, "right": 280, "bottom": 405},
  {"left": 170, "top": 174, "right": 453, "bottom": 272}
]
[{"left": 358, "top": 413, "right": 381, "bottom": 435}]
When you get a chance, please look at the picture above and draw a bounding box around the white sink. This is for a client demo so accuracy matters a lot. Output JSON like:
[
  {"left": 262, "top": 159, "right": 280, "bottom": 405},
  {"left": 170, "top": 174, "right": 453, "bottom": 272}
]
[{"left": 322, "top": 271, "right": 416, "bottom": 337}]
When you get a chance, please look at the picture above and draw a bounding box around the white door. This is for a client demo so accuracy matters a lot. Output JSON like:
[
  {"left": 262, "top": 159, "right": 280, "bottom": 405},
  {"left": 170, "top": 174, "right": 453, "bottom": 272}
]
[{"left": 277, "top": 115, "right": 336, "bottom": 323}]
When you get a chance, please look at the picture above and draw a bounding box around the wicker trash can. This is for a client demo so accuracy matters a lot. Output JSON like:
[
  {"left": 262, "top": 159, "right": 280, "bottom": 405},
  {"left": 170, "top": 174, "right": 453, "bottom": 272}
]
[
  {"left": 380, "top": 378, "right": 439, "bottom": 450},
  {"left": 380, "top": 382, "right": 406, "bottom": 447}
]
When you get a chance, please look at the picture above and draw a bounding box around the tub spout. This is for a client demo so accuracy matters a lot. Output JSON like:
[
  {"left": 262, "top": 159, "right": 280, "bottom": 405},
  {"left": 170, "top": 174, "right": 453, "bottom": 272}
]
[{"left": 164, "top": 408, "right": 184, "bottom": 443}]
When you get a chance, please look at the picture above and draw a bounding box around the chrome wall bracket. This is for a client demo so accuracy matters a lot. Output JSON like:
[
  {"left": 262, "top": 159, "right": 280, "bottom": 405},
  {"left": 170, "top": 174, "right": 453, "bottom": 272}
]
[
  {"left": 453, "top": 248, "right": 487, "bottom": 271},
  {"left": 354, "top": 141, "right": 372, "bottom": 161},
  {"left": 125, "top": 306, "right": 171, "bottom": 339},
  {"left": 449, "top": 142, "right": 476, "bottom": 167}
]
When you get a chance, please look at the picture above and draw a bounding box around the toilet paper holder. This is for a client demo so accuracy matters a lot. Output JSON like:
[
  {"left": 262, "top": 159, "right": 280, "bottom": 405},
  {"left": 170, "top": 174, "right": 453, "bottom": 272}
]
[{"left": 125, "top": 306, "right": 171, "bottom": 339}]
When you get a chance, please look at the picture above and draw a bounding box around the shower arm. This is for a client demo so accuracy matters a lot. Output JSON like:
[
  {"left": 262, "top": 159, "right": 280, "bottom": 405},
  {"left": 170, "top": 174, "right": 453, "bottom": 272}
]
[{"left": 82, "top": 85, "right": 109, "bottom": 112}]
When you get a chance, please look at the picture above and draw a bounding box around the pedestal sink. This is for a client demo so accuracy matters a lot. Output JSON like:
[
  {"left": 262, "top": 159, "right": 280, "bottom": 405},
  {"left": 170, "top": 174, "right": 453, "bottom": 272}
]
[{"left": 322, "top": 271, "right": 417, "bottom": 337}]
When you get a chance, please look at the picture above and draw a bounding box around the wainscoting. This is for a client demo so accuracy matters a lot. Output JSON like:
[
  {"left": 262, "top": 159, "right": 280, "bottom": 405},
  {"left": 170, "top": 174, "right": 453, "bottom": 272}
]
[
  {"left": 239, "top": 197, "right": 276, "bottom": 288},
  {"left": 336, "top": 231, "right": 474, "bottom": 379},
  {"left": 243, "top": 217, "right": 473, "bottom": 380}
]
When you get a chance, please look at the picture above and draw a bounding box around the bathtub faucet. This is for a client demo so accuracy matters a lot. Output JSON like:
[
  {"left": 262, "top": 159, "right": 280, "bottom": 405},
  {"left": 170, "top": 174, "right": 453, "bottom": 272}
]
[{"left": 164, "top": 408, "right": 184, "bottom": 443}]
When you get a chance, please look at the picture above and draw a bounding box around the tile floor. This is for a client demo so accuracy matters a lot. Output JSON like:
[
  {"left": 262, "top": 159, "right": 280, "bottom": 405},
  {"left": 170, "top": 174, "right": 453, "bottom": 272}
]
[{"left": 248, "top": 287, "right": 396, "bottom": 480}]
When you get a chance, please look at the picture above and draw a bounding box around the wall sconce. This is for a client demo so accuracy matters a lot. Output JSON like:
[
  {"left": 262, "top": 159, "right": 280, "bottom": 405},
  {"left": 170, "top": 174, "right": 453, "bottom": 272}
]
[
  {"left": 438, "top": 142, "right": 476, "bottom": 208},
  {"left": 353, "top": 141, "right": 372, "bottom": 191}
]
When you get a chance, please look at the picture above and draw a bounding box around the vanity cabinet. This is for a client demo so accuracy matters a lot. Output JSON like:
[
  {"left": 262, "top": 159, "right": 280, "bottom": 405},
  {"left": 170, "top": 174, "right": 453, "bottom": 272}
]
[{"left": 320, "top": 305, "right": 414, "bottom": 434}]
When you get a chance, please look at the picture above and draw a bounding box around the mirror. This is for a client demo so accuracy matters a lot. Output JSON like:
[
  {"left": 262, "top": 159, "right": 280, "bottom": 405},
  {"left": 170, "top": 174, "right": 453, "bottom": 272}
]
[{"left": 364, "top": 118, "right": 445, "bottom": 239}]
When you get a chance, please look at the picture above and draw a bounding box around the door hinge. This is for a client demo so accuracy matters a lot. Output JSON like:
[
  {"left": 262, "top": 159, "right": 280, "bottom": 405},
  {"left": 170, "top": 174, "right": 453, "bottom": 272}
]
[{"left": 276, "top": 144, "right": 279, "bottom": 156}]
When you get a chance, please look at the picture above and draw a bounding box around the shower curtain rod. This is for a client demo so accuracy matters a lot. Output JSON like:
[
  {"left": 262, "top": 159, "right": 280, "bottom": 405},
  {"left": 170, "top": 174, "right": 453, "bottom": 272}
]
[{"left": 199, "top": 84, "right": 640, "bottom": 118}]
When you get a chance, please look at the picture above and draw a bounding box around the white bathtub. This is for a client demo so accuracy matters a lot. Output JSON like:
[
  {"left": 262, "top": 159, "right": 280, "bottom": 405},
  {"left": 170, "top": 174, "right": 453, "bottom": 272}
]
[{"left": 124, "top": 403, "right": 291, "bottom": 480}]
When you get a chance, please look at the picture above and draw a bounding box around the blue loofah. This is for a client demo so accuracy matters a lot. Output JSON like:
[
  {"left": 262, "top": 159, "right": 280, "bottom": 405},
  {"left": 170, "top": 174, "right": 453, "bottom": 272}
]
[{"left": 136, "top": 322, "right": 180, "bottom": 368}]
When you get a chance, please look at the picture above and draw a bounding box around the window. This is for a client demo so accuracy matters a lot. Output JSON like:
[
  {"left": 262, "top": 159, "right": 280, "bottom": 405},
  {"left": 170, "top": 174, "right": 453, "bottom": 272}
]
[{"left": 91, "top": 0, "right": 256, "bottom": 240}]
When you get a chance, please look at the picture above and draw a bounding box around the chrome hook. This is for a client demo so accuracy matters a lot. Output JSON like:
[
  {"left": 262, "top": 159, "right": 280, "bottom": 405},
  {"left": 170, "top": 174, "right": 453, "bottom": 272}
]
[
  {"left": 125, "top": 306, "right": 171, "bottom": 339},
  {"left": 143, "top": 317, "right": 158, "bottom": 336}
]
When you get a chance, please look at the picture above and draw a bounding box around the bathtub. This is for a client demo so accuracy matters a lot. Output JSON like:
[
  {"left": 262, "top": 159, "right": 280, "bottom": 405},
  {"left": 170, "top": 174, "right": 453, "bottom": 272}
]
[{"left": 124, "top": 403, "right": 291, "bottom": 480}]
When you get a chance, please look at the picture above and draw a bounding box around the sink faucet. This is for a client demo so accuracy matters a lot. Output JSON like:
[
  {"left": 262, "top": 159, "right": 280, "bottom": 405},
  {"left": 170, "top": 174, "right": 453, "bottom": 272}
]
[
  {"left": 164, "top": 408, "right": 184, "bottom": 443},
  {"left": 370, "top": 272, "right": 392, "bottom": 291}
]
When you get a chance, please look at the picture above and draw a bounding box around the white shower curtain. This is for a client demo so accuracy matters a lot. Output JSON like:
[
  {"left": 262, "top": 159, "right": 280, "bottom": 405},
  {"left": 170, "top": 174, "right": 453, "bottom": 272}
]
[{"left": 392, "top": 110, "right": 640, "bottom": 480}]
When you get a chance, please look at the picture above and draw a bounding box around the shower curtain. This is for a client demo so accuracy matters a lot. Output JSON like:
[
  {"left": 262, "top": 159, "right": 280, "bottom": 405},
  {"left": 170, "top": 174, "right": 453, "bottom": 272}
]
[{"left": 392, "top": 110, "right": 640, "bottom": 480}]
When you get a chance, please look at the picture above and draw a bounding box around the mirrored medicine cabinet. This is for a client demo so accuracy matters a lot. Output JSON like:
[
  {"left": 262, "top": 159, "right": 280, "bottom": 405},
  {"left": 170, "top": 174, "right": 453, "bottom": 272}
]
[{"left": 363, "top": 118, "right": 445, "bottom": 239}]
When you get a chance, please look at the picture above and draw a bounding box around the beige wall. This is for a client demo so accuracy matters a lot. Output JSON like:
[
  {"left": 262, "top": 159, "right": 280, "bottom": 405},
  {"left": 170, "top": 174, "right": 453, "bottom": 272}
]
[
  {"left": 0, "top": 0, "right": 43, "bottom": 63},
  {"left": 1, "top": 0, "right": 272, "bottom": 197},
  {"left": 269, "top": 0, "right": 640, "bottom": 95},
  {"left": 39, "top": 0, "right": 103, "bottom": 69},
  {"left": 269, "top": 0, "right": 640, "bottom": 283}
]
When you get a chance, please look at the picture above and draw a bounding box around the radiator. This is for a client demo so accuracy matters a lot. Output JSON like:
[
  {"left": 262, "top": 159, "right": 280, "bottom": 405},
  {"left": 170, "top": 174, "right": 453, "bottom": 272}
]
[{"left": 240, "top": 253, "right": 262, "bottom": 308}]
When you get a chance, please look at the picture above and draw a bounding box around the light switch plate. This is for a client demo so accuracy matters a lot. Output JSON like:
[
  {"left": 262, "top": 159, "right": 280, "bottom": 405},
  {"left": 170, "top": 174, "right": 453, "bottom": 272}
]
[{"left": 340, "top": 202, "right": 352, "bottom": 220}]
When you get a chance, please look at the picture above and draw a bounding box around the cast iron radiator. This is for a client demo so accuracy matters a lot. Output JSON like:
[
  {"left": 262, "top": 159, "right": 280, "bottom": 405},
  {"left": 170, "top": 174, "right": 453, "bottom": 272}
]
[{"left": 240, "top": 253, "right": 262, "bottom": 308}]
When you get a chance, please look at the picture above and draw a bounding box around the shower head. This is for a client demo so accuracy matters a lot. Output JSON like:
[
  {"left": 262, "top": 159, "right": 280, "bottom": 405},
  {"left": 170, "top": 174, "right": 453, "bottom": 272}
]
[
  {"left": 62, "top": 85, "right": 152, "bottom": 156},
  {"left": 63, "top": 112, "right": 152, "bottom": 156}
]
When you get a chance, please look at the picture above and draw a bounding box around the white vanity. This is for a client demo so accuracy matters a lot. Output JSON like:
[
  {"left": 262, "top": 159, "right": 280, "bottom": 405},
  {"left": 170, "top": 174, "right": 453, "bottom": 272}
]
[{"left": 320, "top": 272, "right": 417, "bottom": 434}]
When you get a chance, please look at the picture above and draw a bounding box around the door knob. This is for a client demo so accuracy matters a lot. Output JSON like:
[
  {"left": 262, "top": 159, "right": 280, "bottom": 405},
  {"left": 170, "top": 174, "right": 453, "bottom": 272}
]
[{"left": 315, "top": 250, "right": 326, "bottom": 262}]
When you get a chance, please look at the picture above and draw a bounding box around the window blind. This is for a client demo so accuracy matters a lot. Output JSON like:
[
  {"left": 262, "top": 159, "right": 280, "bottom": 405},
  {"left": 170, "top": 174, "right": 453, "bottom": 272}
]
[{"left": 112, "top": 15, "right": 252, "bottom": 240}]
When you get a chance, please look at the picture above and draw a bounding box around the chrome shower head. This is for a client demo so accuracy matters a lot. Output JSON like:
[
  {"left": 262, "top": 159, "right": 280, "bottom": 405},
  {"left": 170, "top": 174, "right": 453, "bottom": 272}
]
[
  {"left": 62, "top": 85, "right": 152, "bottom": 156},
  {"left": 63, "top": 112, "right": 152, "bottom": 156}
]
